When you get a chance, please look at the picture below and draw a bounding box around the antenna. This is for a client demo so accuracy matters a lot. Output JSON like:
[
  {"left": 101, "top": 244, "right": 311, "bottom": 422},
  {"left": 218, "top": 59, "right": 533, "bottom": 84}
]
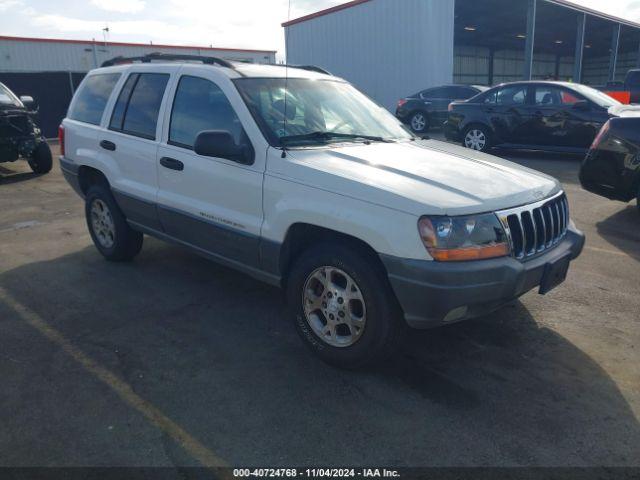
[{"left": 282, "top": 0, "right": 292, "bottom": 158}]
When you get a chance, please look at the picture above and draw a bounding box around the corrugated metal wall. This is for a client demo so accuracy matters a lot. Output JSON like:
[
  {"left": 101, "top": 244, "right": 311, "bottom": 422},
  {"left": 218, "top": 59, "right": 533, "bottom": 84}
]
[
  {"left": 454, "top": 47, "right": 574, "bottom": 86},
  {"left": 285, "top": 0, "right": 454, "bottom": 112},
  {"left": 0, "top": 38, "right": 276, "bottom": 73}
]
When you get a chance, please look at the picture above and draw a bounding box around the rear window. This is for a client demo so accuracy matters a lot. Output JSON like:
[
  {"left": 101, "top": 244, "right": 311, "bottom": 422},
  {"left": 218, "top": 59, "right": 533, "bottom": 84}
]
[
  {"left": 68, "top": 73, "right": 120, "bottom": 125},
  {"left": 109, "top": 73, "right": 169, "bottom": 140}
]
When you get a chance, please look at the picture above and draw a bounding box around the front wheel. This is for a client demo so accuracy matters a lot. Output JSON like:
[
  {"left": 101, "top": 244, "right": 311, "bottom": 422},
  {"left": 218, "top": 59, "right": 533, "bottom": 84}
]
[
  {"left": 287, "top": 243, "right": 404, "bottom": 368},
  {"left": 85, "top": 184, "right": 143, "bottom": 261},
  {"left": 463, "top": 125, "right": 492, "bottom": 152},
  {"left": 28, "top": 141, "right": 53, "bottom": 174}
]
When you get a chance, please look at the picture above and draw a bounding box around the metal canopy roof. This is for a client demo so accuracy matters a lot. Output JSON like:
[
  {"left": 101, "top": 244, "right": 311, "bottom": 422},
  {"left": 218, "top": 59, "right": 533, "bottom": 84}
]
[
  {"left": 283, "top": 0, "right": 640, "bottom": 36},
  {"left": 454, "top": 0, "right": 640, "bottom": 57}
]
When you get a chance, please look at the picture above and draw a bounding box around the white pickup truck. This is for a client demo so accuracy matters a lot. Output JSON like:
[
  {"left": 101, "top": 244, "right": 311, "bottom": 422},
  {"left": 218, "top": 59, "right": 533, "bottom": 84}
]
[{"left": 59, "top": 55, "right": 584, "bottom": 368}]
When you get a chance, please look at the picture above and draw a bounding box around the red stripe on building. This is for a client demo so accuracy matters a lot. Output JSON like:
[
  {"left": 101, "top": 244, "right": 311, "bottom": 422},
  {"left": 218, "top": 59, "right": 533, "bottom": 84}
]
[
  {"left": 0, "top": 35, "right": 276, "bottom": 54},
  {"left": 282, "top": 0, "right": 372, "bottom": 27}
]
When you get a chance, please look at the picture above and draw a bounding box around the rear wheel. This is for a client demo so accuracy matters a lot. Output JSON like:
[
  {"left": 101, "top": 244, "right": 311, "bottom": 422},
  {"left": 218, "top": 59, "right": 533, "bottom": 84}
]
[
  {"left": 409, "top": 111, "right": 429, "bottom": 134},
  {"left": 85, "top": 184, "right": 143, "bottom": 261},
  {"left": 28, "top": 141, "right": 52, "bottom": 174},
  {"left": 463, "top": 125, "right": 492, "bottom": 152},
  {"left": 287, "top": 242, "right": 404, "bottom": 368}
]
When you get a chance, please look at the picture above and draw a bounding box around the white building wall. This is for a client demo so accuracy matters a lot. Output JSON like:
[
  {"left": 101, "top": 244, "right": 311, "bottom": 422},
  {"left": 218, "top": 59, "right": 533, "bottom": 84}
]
[
  {"left": 284, "top": 0, "right": 454, "bottom": 112},
  {"left": 0, "top": 38, "right": 276, "bottom": 73}
]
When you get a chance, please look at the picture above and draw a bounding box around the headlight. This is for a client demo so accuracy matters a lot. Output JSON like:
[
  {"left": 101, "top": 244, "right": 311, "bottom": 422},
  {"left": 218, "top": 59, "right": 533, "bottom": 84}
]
[{"left": 418, "top": 213, "right": 510, "bottom": 261}]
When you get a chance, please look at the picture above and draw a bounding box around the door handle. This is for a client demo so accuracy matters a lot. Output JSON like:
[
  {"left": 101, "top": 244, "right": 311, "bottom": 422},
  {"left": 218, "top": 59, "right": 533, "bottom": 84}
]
[
  {"left": 160, "top": 157, "right": 184, "bottom": 171},
  {"left": 100, "top": 140, "right": 116, "bottom": 151}
]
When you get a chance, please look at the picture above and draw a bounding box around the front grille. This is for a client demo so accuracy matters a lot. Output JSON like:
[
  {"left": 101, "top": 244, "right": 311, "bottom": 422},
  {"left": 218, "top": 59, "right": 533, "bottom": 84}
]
[{"left": 498, "top": 192, "right": 569, "bottom": 260}]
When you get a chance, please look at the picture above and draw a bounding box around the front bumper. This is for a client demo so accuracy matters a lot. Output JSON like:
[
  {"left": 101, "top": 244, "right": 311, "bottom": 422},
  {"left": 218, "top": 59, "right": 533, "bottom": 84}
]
[{"left": 380, "top": 226, "right": 585, "bottom": 329}]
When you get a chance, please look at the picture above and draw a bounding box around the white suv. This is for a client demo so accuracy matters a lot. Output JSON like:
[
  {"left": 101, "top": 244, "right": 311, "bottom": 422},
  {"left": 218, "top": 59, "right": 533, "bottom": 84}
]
[{"left": 59, "top": 54, "right": 585, "bottom": 368}]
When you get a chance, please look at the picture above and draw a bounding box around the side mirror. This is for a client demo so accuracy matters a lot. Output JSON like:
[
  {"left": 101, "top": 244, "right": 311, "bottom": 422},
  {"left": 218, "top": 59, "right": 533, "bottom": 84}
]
[
  {"left": 20, "top": 95, "right": 38, "bottom": 112},
  {"left": 194, "top": 130, "right": 254, "bottom": 165},
  {"left": 573, "top": 100, "right": 590, "bottom": 111}
]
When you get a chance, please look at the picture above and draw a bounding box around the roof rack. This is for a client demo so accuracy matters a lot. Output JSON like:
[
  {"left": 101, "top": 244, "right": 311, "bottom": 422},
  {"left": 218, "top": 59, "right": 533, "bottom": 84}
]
[
  {"left": 100, "top": 53, "right": 235, "bottom": 69},
  {"left": 279, "top": 64, "right": 332, "bottom": 75}
]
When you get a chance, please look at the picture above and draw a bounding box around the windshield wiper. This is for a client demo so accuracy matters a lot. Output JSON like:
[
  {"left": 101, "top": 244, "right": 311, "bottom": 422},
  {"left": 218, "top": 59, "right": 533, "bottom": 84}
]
[{"left": 280, "top": 131, "right": 394, "bottom": 146}]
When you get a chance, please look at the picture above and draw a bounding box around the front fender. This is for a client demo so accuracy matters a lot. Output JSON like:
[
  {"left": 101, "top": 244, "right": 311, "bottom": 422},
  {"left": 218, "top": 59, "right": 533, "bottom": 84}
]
[{"left": 261, "top": 175, "right": 428, "bottom": 261}]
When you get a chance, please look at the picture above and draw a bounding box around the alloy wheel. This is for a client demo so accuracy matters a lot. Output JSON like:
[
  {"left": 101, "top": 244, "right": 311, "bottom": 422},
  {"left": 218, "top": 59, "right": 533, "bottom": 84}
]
[
  {"left": 90, "top": 199, "right": 115, "bottom": 249},
  {"left": 302, "top": 266, "right": 366, "bottom": 348},
  {"left": 411, "top": 113, "right": 427, "bottom": 132}
]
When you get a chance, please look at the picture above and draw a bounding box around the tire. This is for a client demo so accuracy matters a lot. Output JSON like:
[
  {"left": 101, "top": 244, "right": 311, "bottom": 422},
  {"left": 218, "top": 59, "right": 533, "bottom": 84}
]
[
  {"left": 462, "top": 124, "right": 492, "bottom": 153},
  {"left": 408, "top": 111, "right": 429, "bottom": 134},
  {"left": 286, "top": 242, "right": 405, "bottom": 369},
  {"left": 85, "top": 184, "right": 143, "bottom": 262},
  {"left": 28, "top": 141, "right": 53, "bottom": 174}
]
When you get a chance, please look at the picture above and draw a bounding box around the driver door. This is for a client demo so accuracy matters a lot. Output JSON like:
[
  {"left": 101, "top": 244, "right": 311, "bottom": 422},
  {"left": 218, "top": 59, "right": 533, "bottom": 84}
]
[{"left": 156, "top": 68, "right": 264, "bottom": 268}]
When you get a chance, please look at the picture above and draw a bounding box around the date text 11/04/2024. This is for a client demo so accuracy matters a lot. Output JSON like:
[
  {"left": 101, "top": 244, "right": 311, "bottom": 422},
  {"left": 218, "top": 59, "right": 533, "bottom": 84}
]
[{"left": 233, "top": 469, "right": 401, "bottom": 478}]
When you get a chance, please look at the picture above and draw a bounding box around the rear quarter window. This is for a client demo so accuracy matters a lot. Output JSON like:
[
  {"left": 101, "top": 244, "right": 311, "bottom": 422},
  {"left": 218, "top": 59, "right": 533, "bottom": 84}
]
[{"left": 68, "top": 73, "right": 120, "bottom": 125}]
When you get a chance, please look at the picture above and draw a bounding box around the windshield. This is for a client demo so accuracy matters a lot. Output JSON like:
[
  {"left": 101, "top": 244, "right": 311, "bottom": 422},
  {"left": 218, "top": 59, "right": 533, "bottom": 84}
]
[
  {"left": 0, "top": 83, "right": 22, "bottom": 107},
  {"left": 570, "top": 83, "right": 621, "bottom": 108},
  {"left": 234, "top": 78, "right": 414, "bottom": 147}
]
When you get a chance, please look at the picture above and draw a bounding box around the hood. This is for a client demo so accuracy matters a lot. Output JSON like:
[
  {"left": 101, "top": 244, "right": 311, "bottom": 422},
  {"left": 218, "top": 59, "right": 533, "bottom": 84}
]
[
  {"left": 608, "top": 104, "right": 640, "bottom": 118},
  {"left": 270, "top": 140, "right": 560, "bottom": 216}
]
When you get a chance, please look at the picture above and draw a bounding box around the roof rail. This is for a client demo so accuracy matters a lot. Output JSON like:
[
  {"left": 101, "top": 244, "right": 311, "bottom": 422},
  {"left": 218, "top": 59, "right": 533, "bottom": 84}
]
[
  {"left": 279, "top": 64, "right": 332, "bottom": 75},
  {"left": 100, "top": 53, "right": 235, "bottom": 69}
]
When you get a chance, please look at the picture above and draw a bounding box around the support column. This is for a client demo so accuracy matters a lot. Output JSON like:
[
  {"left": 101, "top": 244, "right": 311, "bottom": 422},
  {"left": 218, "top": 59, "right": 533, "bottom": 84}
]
[
  {"left": 523, "top": 0, "right": 537, "bottom": 80},
  {"left": 573, "top": 13, "right": 586, "bottom": 83},
  {"left": 488, "top": 48, "right": 495, "bottom": 86},
  {"left": 609, "top": 23, "right": 621, "bottom": 83}
]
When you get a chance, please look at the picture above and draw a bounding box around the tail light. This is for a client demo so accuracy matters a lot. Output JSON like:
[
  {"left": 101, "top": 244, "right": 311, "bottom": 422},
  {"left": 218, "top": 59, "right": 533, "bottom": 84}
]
[
  {"left": 58, "top": 125, "right": 65, "bottom": 156},
  {"left": 590, "top": 121, "right": 610, "bottom": 150},
  {"left": 448, "top": 103, "right": 454, "bottom": 112},
  {"left": 397, "top": 99, "right": 408, "bottom": 108}
]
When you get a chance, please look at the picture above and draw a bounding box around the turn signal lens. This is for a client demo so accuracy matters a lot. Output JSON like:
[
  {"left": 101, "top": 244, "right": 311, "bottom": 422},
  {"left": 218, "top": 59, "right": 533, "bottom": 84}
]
[
  {"left": 397, "top": 99, "right": 408, "bottom": 108},
  {"left": 418, "top": 214, "right": 510, "bottom": 262}
]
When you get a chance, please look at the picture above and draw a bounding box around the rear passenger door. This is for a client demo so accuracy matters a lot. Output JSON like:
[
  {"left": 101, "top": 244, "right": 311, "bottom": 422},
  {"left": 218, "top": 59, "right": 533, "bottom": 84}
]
[
  {"left": 155, "top": 68, "right": 265, "bottom": 269},
  {"left": 100, "top": 69, "right": 172, "bottom": 231}
]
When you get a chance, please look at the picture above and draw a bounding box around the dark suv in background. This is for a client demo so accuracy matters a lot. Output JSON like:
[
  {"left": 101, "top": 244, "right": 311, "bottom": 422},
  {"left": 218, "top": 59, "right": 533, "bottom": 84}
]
[
  {"left": 396, "top": 84, "right": 487, "bottom": 134},
  {"left": 445, "top": 81, "right": 623, "bottom": 154},
  {"left": 0, "top": 82, "right": 52, "bottom": 174}
]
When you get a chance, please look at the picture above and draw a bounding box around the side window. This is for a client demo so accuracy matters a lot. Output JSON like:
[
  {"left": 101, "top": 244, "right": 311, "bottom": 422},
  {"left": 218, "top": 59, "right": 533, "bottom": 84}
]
[
  {"left": 496, "top": 86, "right": 527, "bottom": 105},
  {"left": 481, "top": 90, "right": 497, "bottom": 104},
  {"left": 68, "top": 73, "right": 120, "bottom": 125},
  {"left": 421, "top": 88, "right": 447, "bottom": 99},
  {"left": 534, "top": 86, "right": 581, "bottom": 106},
  {"left": 169, "top": 76, "right": 244, "bottom": 149},
  {"left": 535, "top": 86, "right": 561, "bottom": 106},
  {"left": 109, "top": 73, "right": 169, "bottom": 139},
  {"left": 559, "top": 89, "right": 581, "bottom": 105}
]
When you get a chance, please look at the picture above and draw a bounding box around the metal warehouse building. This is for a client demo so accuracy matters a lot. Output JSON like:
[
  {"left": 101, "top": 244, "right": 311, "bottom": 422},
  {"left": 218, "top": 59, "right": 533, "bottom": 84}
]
[
  {"left": 283, "top": 0, "right": 640, "bottom": 111},
  {"left": 0, "top": 36, "right": 276, "bottom": 136}
]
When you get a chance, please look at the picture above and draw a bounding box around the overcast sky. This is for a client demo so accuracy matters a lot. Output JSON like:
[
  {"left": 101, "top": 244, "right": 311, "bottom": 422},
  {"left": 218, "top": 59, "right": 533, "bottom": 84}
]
[{"left": 0, "top": 0, "right": 638, "bottom": 60}]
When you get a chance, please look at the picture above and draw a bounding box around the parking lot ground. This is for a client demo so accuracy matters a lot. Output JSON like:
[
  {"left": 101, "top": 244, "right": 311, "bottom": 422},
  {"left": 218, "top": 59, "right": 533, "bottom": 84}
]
[{"left": 0, "top": 142, "right": 639, "bottom": 468}]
